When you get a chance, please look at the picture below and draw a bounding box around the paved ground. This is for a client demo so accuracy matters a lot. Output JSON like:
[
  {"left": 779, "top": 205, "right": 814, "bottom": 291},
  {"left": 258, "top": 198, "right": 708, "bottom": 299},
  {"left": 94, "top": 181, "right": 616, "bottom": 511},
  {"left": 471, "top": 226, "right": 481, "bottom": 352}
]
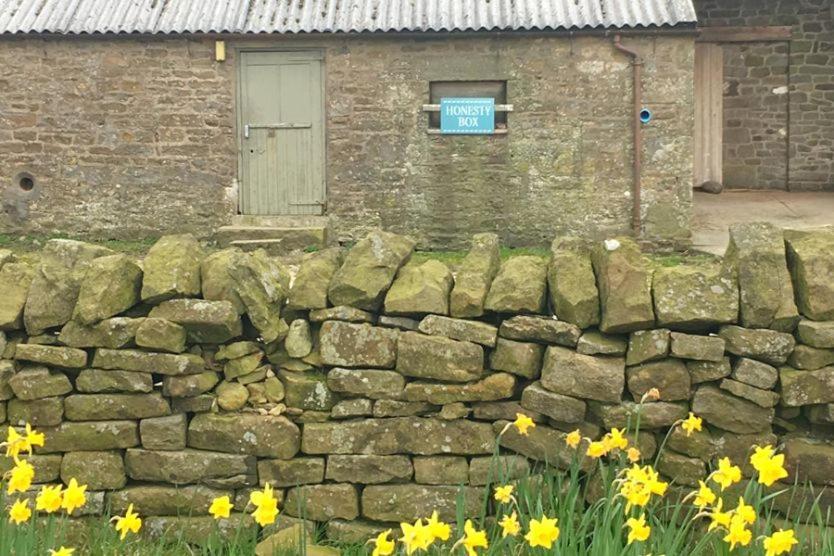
[{"left": 692, "top": 189, "right": 834, "bottom": 255}]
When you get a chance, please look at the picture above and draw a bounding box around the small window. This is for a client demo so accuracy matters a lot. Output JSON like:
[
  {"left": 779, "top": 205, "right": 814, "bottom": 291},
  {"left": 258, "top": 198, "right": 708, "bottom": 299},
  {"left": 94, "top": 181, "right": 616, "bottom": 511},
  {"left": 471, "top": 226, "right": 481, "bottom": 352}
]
[{"left": 428, "top": 81, "right": 508, "bottom": 129}]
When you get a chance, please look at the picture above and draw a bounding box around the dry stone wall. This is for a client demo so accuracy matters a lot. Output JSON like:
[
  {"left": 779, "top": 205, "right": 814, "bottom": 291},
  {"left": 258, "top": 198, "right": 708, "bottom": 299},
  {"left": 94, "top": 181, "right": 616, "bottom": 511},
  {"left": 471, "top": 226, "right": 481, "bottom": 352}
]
[{"left": 1, "top": 224, "right": 833, "bottom": 542}]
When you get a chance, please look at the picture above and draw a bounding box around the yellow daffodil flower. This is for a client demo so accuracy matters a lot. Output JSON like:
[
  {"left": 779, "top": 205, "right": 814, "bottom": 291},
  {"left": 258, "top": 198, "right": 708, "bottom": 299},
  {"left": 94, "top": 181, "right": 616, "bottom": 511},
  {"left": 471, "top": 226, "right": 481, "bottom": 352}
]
[
  {"left": 723, "top": 514, "right": 752, "bottom": 550},
  {"left": 461, "top": 519, "right": 489, "bottom": 556},
  {"left": 493, "top": 485, "right": 514, "bottom": 504},
  {"left": 586, "top": 440, "right": 608, "bottom": 459},
  {"left": 425, "top": 510, "right": 451, "bottom": 543},
  {"left": 250, "top": 483, "right": 279, "bottom": 527},
  {"left": 8, "top": 498, "right": 31, "bottom": 525},
  {"left": 750, "top": 444, "right": 775, "bottom": 470},
  {"left": 7, "top": 458, "right": 35, "bottom": 495},
  {"left": 763, "top": 528, "right": 799, "bottom": 556},
  {"left": 734, "top": 497, "right": 756, "bottom": 525},
  {"left": 525, "top": 515, "right": 560, "bottom": 549},
  {"left": 24, "top": 423, "right": 45, "bottom": 452},
  {"left": 565, "top": 429, "right": 581, "bottom": 449},
  {"left": 400, "top": 519, "right": 432, "bottom": 555},
  {"left": 512, "top": 413, "right": 535, "bottom": 436},
  {"left": 61, "top": 478, "right": 87, "bottom": 515},
  {"left": 3, "top": 426, "right": 25, "bottom": 458},
  {"left": 499, "top": 511, "right": 521, "bottom": 538},
  {"left": 112, "top": 503, "right": 142, "bottom": 540},
  {"left": 626, "top": 514, "right": 651, "bottom": 544},
  {"left": 36, "top": 484, "right": 63, "bottom": 513},
  {"left": 627, "top": 447, "right": 641, "bottom": 463},
  {"left": 209, "top": 495, "right": 233, "bottom": 520},
  {"left": 706, "top": 498, "right": 733, "bottom": 532},
  {"left": 604, "top": 428, "right": 629, "bottom": 451},
  {"left": 48, "top": 547, "right": 74, "bottom": 556},
  {"left": 756, "top": 453, "right": 789, "bottom": 487},
  {"left": 711, "top": 457, "right": 742, "bottom": 491},
  {"left": 681, "top": 413, "right": 702, "bottom": 437},
  {"left": 693, "top": 480, "right": 716, "bottom": 510},
  {"left": 371, "top": 529, "right": 395, "bottom": 556}
]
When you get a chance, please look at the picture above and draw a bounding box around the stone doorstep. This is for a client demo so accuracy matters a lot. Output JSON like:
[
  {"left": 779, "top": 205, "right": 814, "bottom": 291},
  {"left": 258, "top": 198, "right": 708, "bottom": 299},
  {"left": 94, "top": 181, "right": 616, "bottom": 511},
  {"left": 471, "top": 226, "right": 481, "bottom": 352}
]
[{"left": 214, "top": 225, "right": 327, "bottom": 254}]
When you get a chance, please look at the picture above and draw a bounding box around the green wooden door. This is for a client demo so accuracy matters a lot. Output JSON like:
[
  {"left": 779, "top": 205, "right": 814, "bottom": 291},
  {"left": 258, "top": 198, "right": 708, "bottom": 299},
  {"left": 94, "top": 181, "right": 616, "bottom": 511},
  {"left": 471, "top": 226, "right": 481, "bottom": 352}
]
[{"left": 239, "top": 51, "right": 325, "bottom": 215}]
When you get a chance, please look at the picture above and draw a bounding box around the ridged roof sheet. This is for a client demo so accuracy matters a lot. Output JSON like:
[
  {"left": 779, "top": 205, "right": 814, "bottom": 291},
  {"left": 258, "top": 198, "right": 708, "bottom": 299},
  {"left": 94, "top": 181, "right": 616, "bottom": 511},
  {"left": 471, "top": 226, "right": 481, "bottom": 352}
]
[{"left": 0, "top": 0, "right": 697, "bottom": 35}]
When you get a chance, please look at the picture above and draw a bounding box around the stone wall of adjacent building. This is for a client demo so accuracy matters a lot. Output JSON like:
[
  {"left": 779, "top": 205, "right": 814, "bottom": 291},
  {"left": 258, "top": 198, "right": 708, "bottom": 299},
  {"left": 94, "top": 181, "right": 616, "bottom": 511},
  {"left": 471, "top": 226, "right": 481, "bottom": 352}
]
[
  {"left": 1, "top": 223, "right": 833, "bottom": 542},
  {"left": 696, "top": 0, "right": 834, "bottom": 191},
  {"left": 0, "top": 33, "right": 695, "bottom": 248}
]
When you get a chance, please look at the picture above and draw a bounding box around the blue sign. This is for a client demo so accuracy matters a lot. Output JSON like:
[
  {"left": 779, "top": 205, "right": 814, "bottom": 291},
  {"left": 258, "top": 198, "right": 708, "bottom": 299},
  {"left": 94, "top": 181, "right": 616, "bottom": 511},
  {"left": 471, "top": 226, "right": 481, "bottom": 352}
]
[{"left": 440, "top": 97, "right": 495, "bottom": 135}]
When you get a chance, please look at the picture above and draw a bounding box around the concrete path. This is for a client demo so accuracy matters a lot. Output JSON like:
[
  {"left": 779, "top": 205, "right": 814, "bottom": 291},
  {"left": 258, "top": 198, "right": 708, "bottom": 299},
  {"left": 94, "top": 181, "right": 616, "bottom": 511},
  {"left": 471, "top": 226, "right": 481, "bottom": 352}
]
[{"left": 691, "top": 190, "right": 834, "bottom": 255}]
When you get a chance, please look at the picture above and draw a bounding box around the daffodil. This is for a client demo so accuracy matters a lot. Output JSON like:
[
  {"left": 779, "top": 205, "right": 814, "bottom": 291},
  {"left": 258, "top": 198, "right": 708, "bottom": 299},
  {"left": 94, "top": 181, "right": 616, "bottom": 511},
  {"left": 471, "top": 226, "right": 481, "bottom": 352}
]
[
  {"left": 3, "top": 426, "right": 25, "bottom": 458},
  {"left": 499, "top": 511, "right": 520, "bottom": 537},
  {"left": 586, "top": 440, "right": 608, "bottom": 458},
  {"left": 493, "top": 485, "right": 514, "bottom": 504},
  {"left": 371, "top": 529, "right": 395, "bottom": 556},
  {"left": 619, "top": 464, "right": 668, "bottom": 511},
  {"left": 723, "top": 514, "right": 752, "bottom": 550},
  {"left": 461, "top": 519, "right": 488, "bottom": 556},
  {"left": 681, "top": 412, "right": 702, "bottom": 437},
  {"left": 209, "top": 495, "right": 233, "bottom": 520},
  {"left": 525, "top": 515, "right": 560, "bottom": 549},
  {"left": 627, "top": 447, "right": 641, "bottom": 463},
  {"left": 8, "top": 498, "right": 31, "bottom": 525},
  {"left": 24, "top": 424, "right": 45, "bottom": 452},
  {"left": 400, "top": 519, "right": 432, "bottom": 555},
  {"left": 112, "top": 503, "right": 142, "bottom": 540},
  {"left": 250, "top": 483, "right": 279, "bottom": 526},
  {"left": 763, "top": 528, "right": 799, "bottom": 556},
  {"left": 750, "top": 444, "right": 775, "bottom": 470},
  {"left": 693, "top": 480, "right": 716, "bottom": 510},
  {"left": 48, "top": 547, "right": 74, "bottom": 556},
  {"left": 425, "top": 510, "right": 451, "bottom": 543},
  {"left": 626, "top": 514, "right": 651, "bottom": 544},
  {"left": 61, "top": 478, "right": 87, "bottom": 515},
  {"left": 711, "top": 457, "right": 742, "bottom": 491},
  {"left": 706, "top": 498, "right": 733, "bottom": 532},
  {"left": 756, "top": 453, "right": 789, "bottom": 487},
  {"left": 512, "top": 413, "right": 535, "bottom": 435},
  {"left": 734, "top": 497, "right": 756, "bottom": 525},
  {"left": 36, "top": 484, "right": 63, "bottom": 513},
  {"left": 6, "top": 458, "right": 35, "bottom": 494},
  {"left": 565, "top": 429, "right": 581, "bottom": 448},
  {"left": 604, "top": 428, "right": 629, "bottom": 451}
]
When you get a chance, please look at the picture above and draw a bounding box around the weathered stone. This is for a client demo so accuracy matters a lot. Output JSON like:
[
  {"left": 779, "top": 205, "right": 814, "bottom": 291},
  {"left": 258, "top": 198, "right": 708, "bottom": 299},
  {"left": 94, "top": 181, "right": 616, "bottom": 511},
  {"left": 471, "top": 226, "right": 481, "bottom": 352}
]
[
  {"left": 418, "top": 315, "right": 497, "bottom": 347},
  {"left": 141, "top": 234, "right": 203, "bottom": 303},
  {"left": 653, "top": 264, "right": 738, "bottom": 330},
  {"left": 626, "top": 329, "right": 670, "bottom": 366},
  {"left": 490, "top": 338, "right": 543, "bottom": 378},
  {"left": 588, "top": 400, "right": 688, "bottom": 429},
  {"left": 58, "top": 317, "right": 143, "bottom": 349},
  {"left": 0, "top": 263, "right": 33, "bottom": 330},
  {"left": 140, "top": 414, "right": 187, "bottom": 450},
  {"left": 331, "top": 398, "right": 373, "bottom": 418},
  {"left": 38, "top": 421, "right": 139, "bottom": 453},
  {"left": 135, "top": 318, "right": 187, "bottom": 354},
  {"left": 319, "top": 321, "right": 398, "bottom": 368},
  {"left": 469, "top": 455, "right": 531, "bottom": 486},
  {"left": 93, "top": 348, "right": 204, "bottom": 375},
  {"left": 450, "top": 233, "right": 501, "bottom": 318},
  {"left": 384, "top": 260, "right": 453, "bottom": 315},
  {"left": 719, "top": 325, "right": 796, "bottom": 365},
  {"left": 328, "top": 230, "right": 415, "bottom": 311},
  {"left": 372, "top": 400, "right": 436, "bottom": 417},
  {"left": 109, "top": 484, "right": 229, "bottom": 516},
  {"left": 7, "top": 397, "right": 63, "bottom": 426},
  {"left": 413, "top": 456, "right": 468, "bottom": 484},
  {"left": 325, "top": 455, "right": 413, "bottom": 484},
  {"left": 162, "top": 372, "right": 220, "bottom": 398},
  {"left": 789, "top": 345, "right": 834, "bottom": 371},
  {"left": 125, "top": 448, "right": 255, "bottom": 486},
  {"left": 471, "top": 401, "right": 543, "bottom": 422},
  {"left": 521, "top": 382, "right": 585, "bottom": 423},
  {"left": 667, "top": 426, "right": 716, "bottom": 461},
  {"left": 23, "top": 240, "right": 114, "bottom": 333},
  {"left": 258, "top": 457, "right": 325, "bottom": 487},
  {"left": 188, "top": 413, "right": 300, "bottom": 458},
  {"left": 726, "top": 222, "right": 799, "bottom": 330},
  {"left": 362, "top": 484, "right": 482, "bottom": 522},
  {"left": 302, "top": 418, "right": 495, "bottom": 455},
  {"left": 0, "top": 360, "right": 13, "bottom": 401},
  {"left": 732, "top": 358, "right": 778, "bottom": 390},
  {"left": 437, "top": 402, "right": 470, "bottom": 420},
  {"left": 283, "top": 320, "right": 312, "bottom": 360},
  {"left": 783, "top": 438, "right": 834, "bottom": 486},
  {"left": 397, "top": 331, "right": 483, "bottom": 382},
  {"left": 806, "top": 404, "right": 834, "bottom": 424},
  {"left": 228, "top": 250, "right": 290, "bottom": 343},
  {"left": 403, "top": 373, "right": 516, "bottom": 405},
  {"left": 687, "top": 357, "right": 732, "bottom": 384},
  {"left": 719, "top": 378, "right": 779, "bottom": 408},
  {"left": 288, "top": 248, "right": 342, "bottom": 310},
  {"left": 484, "top": 256, "right": 547, "bottom": 314},
  {"left": 145, "top": 515, "right": 256, "bottom": 544},
  {"left": 576, "top": 330, "right": 628, "bottom": 356},
  {"left": 326, "top": 520, "right": 389, "bottom": 544},
  {"left": 785, "top": 230, "right": 834, "bottom": 321},
  {"left": 309, "top": 306, "right": 375, "bottom": 323},
  {"left": 200, "top": 248, "right": 246, "bottom": 314},
  {"left": 285, "top": 484, "right": 360, "bottom": 521},
  {"left": 73, "top": 254, "right": 142, "bottom": 325},
  {"left": 216, "top": 341, "right": 260, "bottom": 361},
  {"left": 253, "top": 524, "right": 312, "bottom": 556},
  {"left": 326, "top": 368, "right": 405, "bottom": 400},
  {"left": 498, "top": 315, "right": 581, "bottom": 347},
  {"left": 779, "top": 366, "right": 834, "bottom": 406},
  {"left": 223, "top": 351, "right": 264, "bottom": 380},
  {"left": 14, "top": 344, "right": 87, "bottom": 368},
  {"left": 540, "top": 346, "right": 624, "bottom": 403},
  {"left": 691, "top": 385, "right": 774, "bottom": 433},
  {"left": 713, "top": 430, "right": 778, "bottom": 476},
  {"left": 171, "top": 395, "right": 215, "bottom": 413},
  {"left": 214, "top": 381, "right": 248, "bottom": 411},
  {"left": 0, "top": 454, "right": 62, "bottom": 483},
  {"left": 9, "top": 367, "right": 72, "bottom": 400},
  {"left": 657, "top": 451, "right": 707, "bottom": 486},
  {"left": 796, "top": 320, "right": 834, "bottom": 349},
  {"left": 61, "top": 451, "right": 126, "bottom": 490},
  {"left": 496, "top": 421, "right": 589, "bottom": 470},
  {"left": 377, "top": 315, "right": 419, "bottom": 331},
  {"left": 670, "top": 333, "right": 725, "bottom": 362},
  {"left": 626, "top": 358, "right": 691, "bottom": 401},
  {"left": 149, "top": 299, "right": 242, "bottom": 343},
  {"left": 591, "top": 238, "right": 655, "bottom": 333},
  {"left": 280, "top": 371, "right": 337, "bottom": 411},
  {"left": 64, "top": 393, "right": 170, "bottom": 421},
  {"left": 548, "top": 237, "right": 600, "bottom": 329}
]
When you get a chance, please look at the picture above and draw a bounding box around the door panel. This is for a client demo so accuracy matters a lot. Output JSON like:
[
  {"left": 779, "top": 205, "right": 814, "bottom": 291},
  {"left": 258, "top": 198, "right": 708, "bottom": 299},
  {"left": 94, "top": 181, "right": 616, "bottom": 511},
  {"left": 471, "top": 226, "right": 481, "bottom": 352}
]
[
  {"left": 240, "top": 51, "right": 324, "bottom": 215},
  {"left": 694, "top": 43, "right": 723, "bottom": 188}
]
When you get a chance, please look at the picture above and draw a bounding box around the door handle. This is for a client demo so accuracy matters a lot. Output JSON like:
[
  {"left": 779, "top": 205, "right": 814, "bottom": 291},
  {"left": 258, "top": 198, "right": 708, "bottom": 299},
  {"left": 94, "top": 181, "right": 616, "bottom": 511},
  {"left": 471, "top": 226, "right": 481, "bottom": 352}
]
[{"left": 244, "top": 124, "right": 250, "bottom": 139}]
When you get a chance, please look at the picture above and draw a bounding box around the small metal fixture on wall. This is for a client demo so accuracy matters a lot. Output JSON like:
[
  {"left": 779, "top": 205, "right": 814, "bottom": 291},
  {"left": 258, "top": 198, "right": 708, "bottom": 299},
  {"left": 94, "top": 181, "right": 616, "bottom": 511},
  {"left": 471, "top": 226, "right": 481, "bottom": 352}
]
[{"left": 215, "top": 40, "right": 226, "bottom": 62}]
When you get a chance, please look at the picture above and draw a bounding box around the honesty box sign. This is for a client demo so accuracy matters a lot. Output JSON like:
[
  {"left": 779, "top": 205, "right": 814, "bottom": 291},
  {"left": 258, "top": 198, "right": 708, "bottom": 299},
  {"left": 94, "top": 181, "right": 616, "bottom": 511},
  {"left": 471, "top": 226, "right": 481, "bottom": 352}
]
[{"left": 440, "top": 97, "right": 495, "bottom": 135}]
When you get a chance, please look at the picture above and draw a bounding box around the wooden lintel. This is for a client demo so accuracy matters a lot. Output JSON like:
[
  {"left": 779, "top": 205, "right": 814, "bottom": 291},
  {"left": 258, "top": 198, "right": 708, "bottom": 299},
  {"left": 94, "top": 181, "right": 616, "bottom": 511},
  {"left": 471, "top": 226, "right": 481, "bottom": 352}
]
[{"left": 697, "top": 25, "right": 792, "bottom": 43}]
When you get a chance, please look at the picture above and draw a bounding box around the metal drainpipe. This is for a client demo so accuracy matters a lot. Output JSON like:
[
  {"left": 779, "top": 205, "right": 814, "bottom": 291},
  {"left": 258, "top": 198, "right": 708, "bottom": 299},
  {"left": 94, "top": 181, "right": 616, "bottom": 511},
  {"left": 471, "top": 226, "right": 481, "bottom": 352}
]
[{"left": 612, "top": 34, "right": 644, "bottom": 236}]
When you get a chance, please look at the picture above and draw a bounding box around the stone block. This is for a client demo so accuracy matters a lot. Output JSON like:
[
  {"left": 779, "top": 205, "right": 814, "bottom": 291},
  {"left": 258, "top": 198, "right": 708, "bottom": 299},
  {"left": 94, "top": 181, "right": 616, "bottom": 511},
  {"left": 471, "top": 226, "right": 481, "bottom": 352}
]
[
  {"left": 73, "top": 254, "right": 142, "bottom": 325},
  {"left": 469, "top": 455, "right": 531, "bottom": 486},
  {"left": 667, "top": 426, "right": 716, "bottom": 461},
  {"left": 288, "top": 248, "right": 342, "bottom": 310},
  {"left": 162, "top": 372, "right": 220, "bottom": 397},
  {"left": 418, "top": 315, "right": 498, "bottom": 347},
  {"left": 140, "top": 234, "right": 204, "bottom": 303},
  {"left": 330, "top": 398, "right": 373, "bottom": 418},
  {"left": 309, "top": 306, "right": 375, "bottom": 323},
  {"left": 471, "top": 401, "right": 543, "bottom": 423},
  {"left": 788, "top": 345, "right": 834, "bottom": 370},
  {"left": 9, "top": 367, "right": 72, "bottom": 400},
  {"left": 626, "top": 358, "right": 691, "bottom": 401},
  {"left": 669, "top": 333, "right": 726, "bottom": 362},
  {"left": 140, "top": 414, "right": 187, "bottom": 450},
  {"left": 413, "top": 456, "right": 468, "bottom": 485},
  {"left": 326, "top": 368, "right": 405, "bottom": 399},
  {"left": 135, "top": 318, "right": 187, "bottom": 353},
  {"left": 64, "top": 393, "right": 171, "bottom": 421},
  {"left": 779, "top": 366, "right": 834, "bottom": 406},
  {"left": 171, "top": 395, "right": 216, "bottom": 414},
  {"left": 576, "top": 330, "right": 628, "bottom": 356},
  {"left": 796, "top": 320, "right": 834, "bottom": 349},
  {"left": 325, "top": 455, "right": 413, "bottom": 484},
  {"left": 215, "top": 381, "right": 249, "bottom": 411},
  {"left": 783, "top": 438, "right": 834, "bottom": 486},
  {"left": 14, "top": 344, "right": 87, "bottom": 368},
  {"left": 223, "top": 351, "right": 264, "bottom": 380},
  {"left": 148, "top": 299, "right": 243, "bottom": 343},
  {"left": 58, "top": 317, "right": 143, "bottom": 349},
  {"left": 0, "top": 454, "right": 62, "bottom": 483},
  {"left": 626, "top": 329, "right": 670, "bottom": 365},
  {"left": 61, "top": 451, "right": 126, "bottom": 490},
  {"left": 588, "top": 401, "right": 688, "bottom": 429},
  {"left": 484, "top": 256, "right": 547, "bottom": 314},
  {"left": 143, "top": 515, "right": 255, "bottom": 544},
  {"left": 691, "top": 385, "right": 774, "bottom": 434},
  {"left": 719, "top": 378, "right": 779, "bottom": 408},
  {"left": 227, "top": 250, "right": 290, "bottom": 343},
  {"left": 0, "top": 263, "right": 33, "bottom": 331},
  {"left": 362, "top": 484, "right": 483, "bottom": 522},
  {"left": 396, "top": 331, "right": 483, "bottom": 382},
  {"left": 285, "top": 319, "right": 313, "bottom": 359},
  {"left": 548, "top": 237, "right": 600, "bottom": 329},
  {"left": 652, "top": 264, "right": 738, "bottom": 330},
  {"left": 372, "top": 400, "right": 436, "bottom": 418},
  {"left": 489, "top": 338, "right": 544, "bottom": 378},
  {"left": 93, "top": 348, "right": 204, "bottom": 375},
  {"left": 731, "top": 358, "right": 778, "bottom": 389},
  {"left": 188, "top": 413, "right": 300, "bottom": 459},
  {"left": 384, "top": 260, "right": 453, "bottom": 315},
  {"left": 258, "top": 457, "right": 325, "bottom": 487},
  {"left": 540, "top": 345, "right": 624, "bottom": 403},
  {"left": 498, "top": 315, "right": 581, "bottom": 347},
  {"left": 109, "top": 484, "right": 231, "bottom": 516},
  {"left": 280, "top": 370, "right": 337, "bottom": 411},
  {"left": 521, "top": 382, "right": 585, "bottom": 423},
  {"left": 450, "top": 233, "right": 500, "bottom": 318},
  {"left": 402, "top": 373, "right": 515, "bottom": 405},
  {"left": 718, "top": 325, "right": 796, "bottom": 365},
  {"left": 496, "top": 421, "right": 588, "bottom": 470},
  {"left": 687, "top": 357, "right": 732, "bottom": 384},
  {"left": 7, "top": 397, "right": 63, "bottom": 426},
  {"left": 38, "top": 421, "right": 139, "bottom": 453},
  {"left": 200, "top": 248, "right": 246, "bottom": 314},
  {"left": 319, "top": 321, "right": 398, "bottom": 368},
  {"left": 657, "top": 451, "right": 707, "bottom": 487},
  {"left": 285, "top": 484, "right": 360, "bottom": 521},
  {"left": 785, "top": 230, "right": 834, "bottom": 321},
  {"left": 125, "top": 449, "right": 256, "bottom": 487},
  {"left": 591, "top": 238, "right": 655, "bottom": 333}
]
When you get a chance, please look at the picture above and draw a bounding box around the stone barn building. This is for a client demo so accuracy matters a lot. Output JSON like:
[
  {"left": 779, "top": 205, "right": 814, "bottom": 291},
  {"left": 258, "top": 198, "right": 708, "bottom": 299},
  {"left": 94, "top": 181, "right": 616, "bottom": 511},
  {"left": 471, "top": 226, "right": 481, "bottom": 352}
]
[{"left": 0, "top": 0, "right": 700, "bottom": 249}]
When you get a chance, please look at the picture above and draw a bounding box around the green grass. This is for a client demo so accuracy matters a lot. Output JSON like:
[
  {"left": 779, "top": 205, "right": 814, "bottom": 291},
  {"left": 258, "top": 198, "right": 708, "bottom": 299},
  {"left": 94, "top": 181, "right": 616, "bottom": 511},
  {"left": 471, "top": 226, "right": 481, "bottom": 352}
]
[{"left": 0, "top": 234, "right": 159, "bottom": 255}]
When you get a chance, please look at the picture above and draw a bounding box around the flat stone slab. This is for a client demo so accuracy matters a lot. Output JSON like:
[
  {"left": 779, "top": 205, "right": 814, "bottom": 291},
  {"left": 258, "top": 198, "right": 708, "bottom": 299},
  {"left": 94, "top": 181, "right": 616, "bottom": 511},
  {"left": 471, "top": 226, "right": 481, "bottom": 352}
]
[
  {"left": 93, "top": 348, "right": 204, "bottom": 375},
  {"left": 540, "top": 345, "right": 624, "bottom": 403},
  {"left": 396, "top": 331, "right": 484, "bottom": 382},
  {"left": 319, "top": 321, "right": 398, "bottom": 369},
  {"left": 418, "top": 314, "right": 498, "bottom": 347},
  {"left": 362, "top": 484, "right": 483, "bottom": 522},
  {"left": 188, "top": 413, "right": 300, "bottom": 459}
]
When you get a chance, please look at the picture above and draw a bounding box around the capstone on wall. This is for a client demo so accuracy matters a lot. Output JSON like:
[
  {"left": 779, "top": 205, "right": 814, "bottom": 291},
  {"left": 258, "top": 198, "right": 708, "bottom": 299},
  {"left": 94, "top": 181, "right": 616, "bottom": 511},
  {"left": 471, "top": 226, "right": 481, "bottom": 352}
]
[{"left": 0, "top": 33, "right": 694, "bottom": 248}]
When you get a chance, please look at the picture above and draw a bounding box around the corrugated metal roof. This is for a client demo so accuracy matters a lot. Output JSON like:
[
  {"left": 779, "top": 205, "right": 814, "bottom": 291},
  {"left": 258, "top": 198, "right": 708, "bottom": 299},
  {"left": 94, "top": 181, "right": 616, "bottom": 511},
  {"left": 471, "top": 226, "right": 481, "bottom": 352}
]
[{"left": 0, "top": 0, "right": 697, "bottom": 35}]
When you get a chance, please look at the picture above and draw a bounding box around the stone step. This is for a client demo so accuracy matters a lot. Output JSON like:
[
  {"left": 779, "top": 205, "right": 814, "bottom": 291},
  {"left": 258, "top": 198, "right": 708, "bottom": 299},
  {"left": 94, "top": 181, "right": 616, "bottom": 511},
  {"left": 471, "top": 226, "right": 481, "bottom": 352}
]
[
  {"left": 231, "top": 215, "right": 328, "bottom": 228},
  {"left": 215, "top": 226, "right": 326, "bottom": 254}
]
